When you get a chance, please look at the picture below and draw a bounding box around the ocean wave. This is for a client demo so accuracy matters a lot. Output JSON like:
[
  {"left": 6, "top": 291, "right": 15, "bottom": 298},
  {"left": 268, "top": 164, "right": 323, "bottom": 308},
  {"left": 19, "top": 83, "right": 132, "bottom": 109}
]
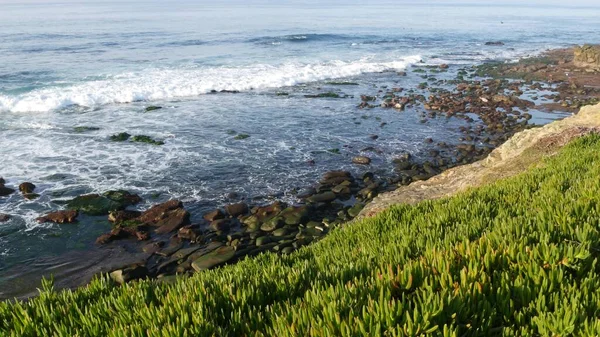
[
  {"left": 0, "top": 55, "right": 421, "bottom": 113},
  {"left": 248, "top": 33, "right": 353, "bottom": 45}
]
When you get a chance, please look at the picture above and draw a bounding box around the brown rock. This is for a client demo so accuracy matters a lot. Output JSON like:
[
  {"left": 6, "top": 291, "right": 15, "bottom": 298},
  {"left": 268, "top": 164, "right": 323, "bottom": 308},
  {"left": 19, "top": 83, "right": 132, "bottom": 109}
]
[
  {"left": 37, "top": 210, "right": 78, "bottom": 224},
  {"left": 155, "top": 208, "right": 190, "bottom": 234},
  {"left": 178, "top": 225, "right": 201, "bottom": 242},
  {"left": 224, "top": 203, "right": 249, "bottom": 217},
  {"left": 108, "top": 210, "right": 142, "bottom": 224},
  {"left": 203, "top": 209, "right": 224, "bottom": 222},
  {"left": 19, "top": 182, "right": 36, "bottom": 194},
  {"left": 210, "top": 219, "right": 231, "bottom": 231},
  {"left": 96, "top": 227, "right": 149, "bottom": 244},
  {"left": 0, "top": 213, "right": 10, "bottom": 222},
  {"left": 137, "top": 200, "right": 183, "bottom": 224}
]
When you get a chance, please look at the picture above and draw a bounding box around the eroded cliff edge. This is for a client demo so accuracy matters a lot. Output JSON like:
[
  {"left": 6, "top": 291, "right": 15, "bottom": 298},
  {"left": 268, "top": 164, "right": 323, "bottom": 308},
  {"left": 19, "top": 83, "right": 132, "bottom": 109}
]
[{"left": 360, "top": 102, "right": 600, "bottom": 218}]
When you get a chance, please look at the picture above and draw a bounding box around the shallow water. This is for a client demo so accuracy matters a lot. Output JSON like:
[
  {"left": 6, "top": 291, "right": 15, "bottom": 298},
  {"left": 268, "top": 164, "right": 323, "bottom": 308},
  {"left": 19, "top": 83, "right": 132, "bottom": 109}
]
[{"left": 0, "top": 0, "right": 599, "bottom": 298}]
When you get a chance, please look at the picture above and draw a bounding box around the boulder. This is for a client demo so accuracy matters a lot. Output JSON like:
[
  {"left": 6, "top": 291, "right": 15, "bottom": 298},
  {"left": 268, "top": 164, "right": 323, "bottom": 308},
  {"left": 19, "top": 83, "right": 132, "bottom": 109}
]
[
  {"left": 178, "top": 225, "right": 201, "bottom": 242},
  {"left": 485, "top": 41, "right": 504, "bottom": 46},
  {"left": 37, "top": 210, "right": 78, "bottom": 224},
  {"left": 574, "top": 44, "right": 600, "bottom": 68},
  {"left": 67, "top": 194, "right": 124, "bottom": 216},
  {"left": 18, "top": 182, "right": 36, "bottom": 194},
  {"left": 0, "top": 213, "right": 11, "bottom": 222},
  {"left": 210, "top": 219, "right": 231, "bottom": 232},
  {"left": 224, "top": 203, "right": 248, "bottom": 217},
  {"left": 137, "top": 200, "right": 183, "bottom": 224},
  {"left": 280, "top": 206, "right": 308, "bottom": 225},
  {"left": 0, "top": 186, "right": 15, "bottom": 197},
  {"left": 110, "top": 264, "right": 148, "bottom": 285},
  {"left": 307, "top": 191, "right": 336, "bottom": 203},
  {"left": 154, "top": 208, "right": 190, "bottom": 234},
  {"left": 191, "top": 246, "right": 236, "bottom": 272},
  {"left": 203, "top": 209, "right": 225, "bottom": 222}
]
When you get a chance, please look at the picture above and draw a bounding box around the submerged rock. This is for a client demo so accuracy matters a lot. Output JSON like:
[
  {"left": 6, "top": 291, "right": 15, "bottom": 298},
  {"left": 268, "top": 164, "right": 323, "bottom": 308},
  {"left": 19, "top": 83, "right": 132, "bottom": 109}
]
[
  {"left": 37, "top": 210, "right": 78, "bottom": 224},
  {"left": 144, "top": 106, "right": 163, "bottom": 112},
  {"left": 110, "top": 132, "right": 131, "bottom": 142},
  {"left": 73, "top": 126, "right": 100, "bottom": 133},
  {"left": 234, "top": 133, "right": 250, "bottom": 140},
  {"left": 0, "top": 213, "right": 11, "bottom": 222},
  {"left": 67, "top": 191, "right": 139, "bottom": 216},
  {"left": 352, "top": 156, "right": 372, "bottom": 165},
  {"left": 0, "top": 183, "right": 15, "bottom": 197},
  {"left": 131, "top": 135, "right": 164, "bottom": 145}
]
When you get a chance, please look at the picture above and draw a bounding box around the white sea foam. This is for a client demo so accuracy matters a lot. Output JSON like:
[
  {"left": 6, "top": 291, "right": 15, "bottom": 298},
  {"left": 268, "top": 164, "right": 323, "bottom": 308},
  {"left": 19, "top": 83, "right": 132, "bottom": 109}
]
[{"left": 0, "top": 56, "right": 421, "bottom": 113}]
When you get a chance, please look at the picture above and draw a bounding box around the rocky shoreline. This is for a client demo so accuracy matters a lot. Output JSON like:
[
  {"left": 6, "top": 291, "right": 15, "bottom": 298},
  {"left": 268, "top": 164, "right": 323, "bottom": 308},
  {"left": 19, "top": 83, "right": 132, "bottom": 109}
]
[{"left": 1, "top": 44, "right": 599, "bottom": 291}]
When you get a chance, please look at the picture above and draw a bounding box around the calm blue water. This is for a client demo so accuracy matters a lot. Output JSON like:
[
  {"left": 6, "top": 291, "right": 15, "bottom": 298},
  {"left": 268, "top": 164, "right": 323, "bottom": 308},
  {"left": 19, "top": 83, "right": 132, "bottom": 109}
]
[{"left": 0, "top": 0, "right": 599, "bottom": 297}]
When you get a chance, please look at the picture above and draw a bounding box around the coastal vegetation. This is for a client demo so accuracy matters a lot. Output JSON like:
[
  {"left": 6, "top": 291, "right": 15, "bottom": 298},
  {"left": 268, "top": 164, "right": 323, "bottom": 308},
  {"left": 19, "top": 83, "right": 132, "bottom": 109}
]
[{"left": 3, "top": 133, "right": 600, "bottom": 336}]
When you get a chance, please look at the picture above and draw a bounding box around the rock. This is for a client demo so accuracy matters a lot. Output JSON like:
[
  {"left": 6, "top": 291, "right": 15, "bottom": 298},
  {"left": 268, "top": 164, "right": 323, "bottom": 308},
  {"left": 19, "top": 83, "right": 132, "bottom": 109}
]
[
  {"left": 210, "top": 219, "right": 231, "bottom": 232},
  {"left": 574, "top": 45, "right": 600, "bottom": 68},
  {"left": 0, "top": 214, "right": 11, "bottom": 222},
  {"left": 322, "top": 171, "right": 352, "bottom": 180},
  {"left": 280, "top": 206, "right": 308, "bottom": 225},
  {"left": 307, "top": 191, "right": 336, "bottom": 203},
  {"left": 281, "top": 247, "right": 294, "bottom": 254},
  {"left": 155, "top": 238, "right": 183, "bottom": 256},
  {"left": 485, "top": 41, "right": 505, "bottom": 46},
  {"left": 37, "top": 210, "right": 78, "bottom": 224},
  {"left": 96, "top": 227, "right": 149, "bottom": 245},
  {"left": 0, "top": 177, "right": 4, "bottom": 185},
  {"left": 297, "top": 187, "right": 316, "bottom": 199},
  {"left": 191, "top": 246, "right": 236, "bottom": 272},
  {"left": 178, "top": 225, "right": 201, "bottom": 242},
  {"left": 255, "top": 236, "right": 271, "bottom": 246},
  {"left": 73, "top": 126, "right": 100, "bottom": 133},
  {"left": 103, "top": 190, "right": 142, "bottom": 206},
  {"left": 137, "top": 200, "right": 183, "bottom": 224},
  {"left": 369, "top": 134, "right": 379, "bottom": 140},
  {"left": 272, "top": 228, "right": 288, "bottom": 237},
  {"left": 110, "top": 132, "right": 131, "bottom": 142},
  {"left": 0, "top": 186, "right": 15, "bottom": 197},
  {"left": 234, "top": 134, "right": 250, "bottom": 140},
  {"left": 347, "top": 203, "right": 365, "bottom": 218},
  {"left": 145, "top": 106, "right": 162, "bottom": 112},
  {"left": 439, "top": 64, "right": 449, "bottom": 69},
  {"left": 131, "top": 135, "right": 164, "bottom": 146},
  {"left": 66, "top": 194, "right": 123, "bottom": 216},
  {"left": 108, "top": 210, "right": 142, "bottom": 224},
  {"left": 203, "top": 209, "right": 225, "bottom": 222},
  {"left": 142, "top": 242, "right": 164, "bottom": 254},
  {"left": 224, "top": 203, "right": 248, "bottom": 217},
  {"left": 352, "top": 156, "right": 371, "bottom": 165},
  {"left": 18, "top": 182, "right": 36, "bottom": 194},
  {"left": 155, "top": 208, "right": 190, "bottom": 234},
  {"left": 260, "top": 217, "right": 283, "bottom": 232},
  {"left": 110, "top": 264, "right": 148, "bottom": 285},
  {"left": 331, "top": 184, "right": 351, "bottom": 195}
]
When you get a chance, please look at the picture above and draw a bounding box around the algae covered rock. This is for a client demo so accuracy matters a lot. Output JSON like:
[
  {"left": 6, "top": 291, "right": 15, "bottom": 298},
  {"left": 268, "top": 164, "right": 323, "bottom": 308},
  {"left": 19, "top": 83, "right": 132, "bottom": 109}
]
[
  {"left": 110, "top": 132, "right": 131, "bottom": 142},
  {"left": 191, "top": 246, "right": 235, "bottom": 272},
  {"left": 67, "top": 190, "right": 141, "bottom": 216},
  {"left": 131, "top": 135, "right": 164, "bottom": 145}
]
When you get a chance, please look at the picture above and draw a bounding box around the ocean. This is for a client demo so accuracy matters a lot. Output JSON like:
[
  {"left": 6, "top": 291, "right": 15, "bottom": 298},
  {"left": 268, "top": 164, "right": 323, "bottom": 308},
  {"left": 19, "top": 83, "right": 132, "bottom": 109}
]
[{"left": 1, "top": 0, "right": 599, "bottom": 297}]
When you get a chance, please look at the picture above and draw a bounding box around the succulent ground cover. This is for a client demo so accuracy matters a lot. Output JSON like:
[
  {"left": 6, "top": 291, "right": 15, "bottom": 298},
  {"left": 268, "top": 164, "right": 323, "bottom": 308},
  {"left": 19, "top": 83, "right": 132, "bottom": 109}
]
[{"left": 2, "top": 133, "right": 600, "bottom": 336}]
